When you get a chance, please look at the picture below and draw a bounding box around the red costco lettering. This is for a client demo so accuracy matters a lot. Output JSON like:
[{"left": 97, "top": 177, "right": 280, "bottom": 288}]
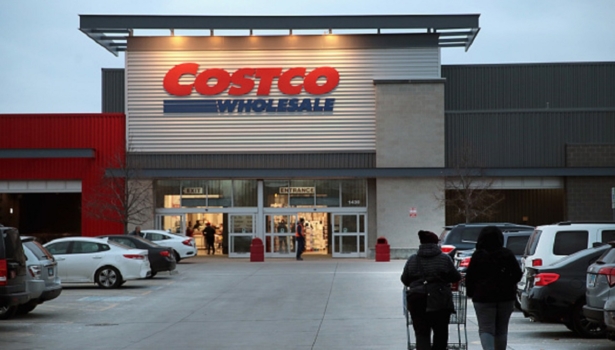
[{"left": 163, "top": 64, "right": 339, "bottom": 96}]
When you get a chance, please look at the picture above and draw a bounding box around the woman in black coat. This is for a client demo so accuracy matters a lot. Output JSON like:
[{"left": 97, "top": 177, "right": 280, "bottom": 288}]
[
  {"left": 464, "top": 226, "right": 522, "bottom": 350},
  {"left": 401, "top": 230, "right": 461, "bottom": 350}
]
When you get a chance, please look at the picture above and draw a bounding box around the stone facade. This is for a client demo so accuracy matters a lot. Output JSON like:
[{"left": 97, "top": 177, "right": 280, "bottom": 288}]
[
  {"left": 374, "top": 80, "right": 446, "bottom": 257},
  {"left": 566, "top": 144, "right": 615, "bottom": 221}
]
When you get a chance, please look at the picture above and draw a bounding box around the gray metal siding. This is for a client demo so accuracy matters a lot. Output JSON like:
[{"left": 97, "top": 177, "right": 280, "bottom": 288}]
[
  {"left": 126, "top": 47, "right": 440, "bottom": 153},
  {"left": 446, "top": 111, "right": 615, "bottom": 168},
  {"left": 102, "top": 69, "right": 125, "bottom": 113},
  {"left": 442, "top": 62, "right": 615, "bottom": 110},
  {"left": 128, "top": 152, "right": 375, "bottom": 170}
]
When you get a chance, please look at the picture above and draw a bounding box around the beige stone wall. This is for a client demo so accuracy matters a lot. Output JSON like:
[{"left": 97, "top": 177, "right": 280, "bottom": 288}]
[
  {"left": 375, "top": 81, "right": 445, "bottom": 168},
  {"left": 376, "top": 178, "right": 445, "bottom": 258},
  {"left": 373, "top": 80, "right": 446, "bottom": 258}
]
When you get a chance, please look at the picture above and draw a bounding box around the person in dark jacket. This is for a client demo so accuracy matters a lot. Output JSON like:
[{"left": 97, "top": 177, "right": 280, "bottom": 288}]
[
  {"left": 401, "top": 230, "right": 461, "bottom": 350},
  {"left": 203, "top": 222, "right": 216, "bottom": 255},
  {"left": 464, "top": 226, "right": 522, "bottom": 350}
]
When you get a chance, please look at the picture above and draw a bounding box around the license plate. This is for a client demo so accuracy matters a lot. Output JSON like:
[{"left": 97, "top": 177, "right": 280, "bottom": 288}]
[
  {"left": 48, "top": 268, "right": 54, "bottom": 276},
  {"left": 587, "top": 274, "right": 597, "bottom": 287}
]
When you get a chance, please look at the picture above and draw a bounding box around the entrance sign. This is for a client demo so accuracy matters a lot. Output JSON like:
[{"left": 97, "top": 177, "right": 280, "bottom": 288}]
[{"left": 279, "top": 187, "right": 315, "bottom": 195}]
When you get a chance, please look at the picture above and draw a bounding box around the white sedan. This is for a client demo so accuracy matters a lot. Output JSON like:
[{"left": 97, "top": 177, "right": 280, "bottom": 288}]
[
  {"left": 44, "top": 237, "right": 150, "bottom": 289},
  {"left": 139, "top": 230, "right": 197, "bottom": 262}
]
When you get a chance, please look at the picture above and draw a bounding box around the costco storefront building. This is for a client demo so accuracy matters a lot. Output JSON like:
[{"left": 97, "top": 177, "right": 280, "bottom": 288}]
[{"left": 2, "top": 15, "right": 615, "bottom": 258}]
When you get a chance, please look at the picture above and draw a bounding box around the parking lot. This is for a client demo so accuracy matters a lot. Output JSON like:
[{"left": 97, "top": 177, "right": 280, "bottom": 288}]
[{"left": 1, "top": 256, "right": 613, "bottom": 350}]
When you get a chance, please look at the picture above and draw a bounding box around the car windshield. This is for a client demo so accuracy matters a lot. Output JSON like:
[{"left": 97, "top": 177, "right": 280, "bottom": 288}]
[
  {"left": 597, "top": 247, "right": 615, "bottom": 264},
  {"left": 107, "top": 240, "right": 134, "bottom": 250},
  {"left": 23, "top": 240, "right": 54, "bottom": 260}
]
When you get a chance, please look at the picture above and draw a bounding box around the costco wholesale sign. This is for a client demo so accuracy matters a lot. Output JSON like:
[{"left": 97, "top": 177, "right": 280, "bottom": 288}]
[
  {"left": 125, "top": 48, "right": 440, "bottom": 152},
  {"left": 163, "top": 64, "right": 339, "bottom": 114}
]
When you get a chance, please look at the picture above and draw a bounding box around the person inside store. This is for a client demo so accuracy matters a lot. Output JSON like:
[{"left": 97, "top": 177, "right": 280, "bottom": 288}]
[
  {"left": 295, "top": 218, "right": 306, "bottom": 261},
  {"left": 128, "top": 226, "right": 142, "bottom": 236},
  {"left": 277, "top": 219, "right": 289, "bottom": 253},
  {"left": 464, "top": 226, "right": 522, "bottom": 350},
  {"left": 186, "top": 221, "right": 193, "bottom": 237},
  {"left": 401, "top": 230, "right": 461, "bottom": 350},
  {"left": 203, "top": 222, "right": 217, "bottom": 255}
]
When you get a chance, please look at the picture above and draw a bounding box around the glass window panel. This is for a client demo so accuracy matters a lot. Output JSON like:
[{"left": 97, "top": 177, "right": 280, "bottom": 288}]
[
  {"left": 359, "top": 215, "right": 365, "bottom": 233},
  {"left": 315, "top": 180, "right": 340, "bottom": 207},
  {"left": 290, "top": 179, "right": 315, "bottom": 207},
  {"left": 341, "top": 179, "right": 366, "bottom": 207},
  {"left": 208, "top": 180, "right": 233, "bottom": 207},
  {"left": 339, "top": 235, "right": 357, "bottom": 254},
  {"left": 264, "top": 180, "right": 290, "bottom": 208},
  {"left": 180, "top": 180, "right": 207, "bottom": 207},
  {"left": 155, "top": 180, "right": 180, "bottom": 209},
  {"left": 338, "top": 215, "right": 358, "bottom": 233},
  {"left": 602, "top": 230, "right": 615, "bottom": 243},
  {"left": 231, "top": 236, "right": 252, "bottom": 254},
  {"left": 233, "top": 180, "right": 257, "bottom": 207},
  {"left": 553, "top": 231, "right": 588, "bottom": 255},
  {"left": 230, "top": 215, "right": 253, "bottom": 233}
]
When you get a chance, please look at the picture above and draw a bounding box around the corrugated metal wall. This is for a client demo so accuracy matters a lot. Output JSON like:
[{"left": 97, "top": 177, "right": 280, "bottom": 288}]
[
  {"left": 446, "top": 110, "right": 615, "bottom": 168},
  {"left": 443, "top": 63, "right": 615, "bottom": 168},
  {"left": 128, "top": 152, "right": 375, "bottom": 169},
  {"left": 102, "top": 69, "right": 125, "bottom": 113},
  {"left": 442, "top": 62, "right": 615, "bottom": 110},
  {"left": 126, "top": 48, "right": 440, "bottom": 153},
  {"left": 0, "top": 113, "right": 126, "bottom": 236}
]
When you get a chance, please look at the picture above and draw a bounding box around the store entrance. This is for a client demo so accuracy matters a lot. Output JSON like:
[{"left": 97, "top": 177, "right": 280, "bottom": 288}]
[
  {"left": 264, "top": 212, "right": 330, "bottom": 258},
  {"left": 157, "top": 212, "right": 226, "bottom": 254}
]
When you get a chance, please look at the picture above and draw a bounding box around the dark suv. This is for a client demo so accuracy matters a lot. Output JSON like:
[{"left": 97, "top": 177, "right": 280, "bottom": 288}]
[
  {"left": 0, "top": 225, "right": 28, "bottom": 313},
  {"left": 440, "top": 222, "right": 534, "bottom": 257}
]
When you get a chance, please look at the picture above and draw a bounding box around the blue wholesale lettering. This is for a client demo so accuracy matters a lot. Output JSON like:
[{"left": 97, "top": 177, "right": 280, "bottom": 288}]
[{"left": 164, "top": 98, "right": 335, "bottom": 114}]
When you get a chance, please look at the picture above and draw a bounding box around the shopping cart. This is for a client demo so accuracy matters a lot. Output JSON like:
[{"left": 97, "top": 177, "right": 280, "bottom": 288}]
[{"left": 403, "top": 282, "right": 468, "bottom": 350}]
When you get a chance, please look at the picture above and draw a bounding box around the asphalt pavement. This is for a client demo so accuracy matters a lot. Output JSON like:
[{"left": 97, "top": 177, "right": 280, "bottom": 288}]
[{"left": 0, "top": 254, "right": 613, "bottom": 349}]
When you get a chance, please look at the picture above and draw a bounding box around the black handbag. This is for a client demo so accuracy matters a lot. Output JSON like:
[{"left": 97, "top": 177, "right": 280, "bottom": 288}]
[{"left": 411, "top": 256, "right": 454, "bottom": 313}]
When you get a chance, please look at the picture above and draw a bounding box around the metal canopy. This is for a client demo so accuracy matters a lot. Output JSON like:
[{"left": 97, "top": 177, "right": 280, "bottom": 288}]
[{"left": 79, "top": 14, "right": 480, "bottom": 56}]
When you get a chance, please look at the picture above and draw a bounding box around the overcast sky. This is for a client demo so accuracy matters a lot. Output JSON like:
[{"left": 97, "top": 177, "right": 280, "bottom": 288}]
[{"left": 1, "top": 0, "right": 614, "bottom": 113}]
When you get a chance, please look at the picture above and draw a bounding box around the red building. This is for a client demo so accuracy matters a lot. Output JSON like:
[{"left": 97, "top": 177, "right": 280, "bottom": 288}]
[{"left": 0, "top": 113, "right": 125, "bottom": 237}]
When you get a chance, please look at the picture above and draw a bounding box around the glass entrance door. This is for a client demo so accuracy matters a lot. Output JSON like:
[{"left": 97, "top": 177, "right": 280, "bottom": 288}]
[
  {"left": 228, "top": 214, "right": 256, "bottom": 258},
  {"left": 264, "top": 214, "right": 297, "bottom": 258},
  {"left": 155, "top": 214, "right": 186, "bottom": 235},
  {"left": 332, "top": 214, "right": 366, "bottom": 258}
]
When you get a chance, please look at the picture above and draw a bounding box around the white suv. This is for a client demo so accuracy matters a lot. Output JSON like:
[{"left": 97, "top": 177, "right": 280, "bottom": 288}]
[
  {"left": 518, "top": 222, "right": 615, "bottom": 295},
  {"left": 522, "top": 222, "right": 615, "bottom": 269}
]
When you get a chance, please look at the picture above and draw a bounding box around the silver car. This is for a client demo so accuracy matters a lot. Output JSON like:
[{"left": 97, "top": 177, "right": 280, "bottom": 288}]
[
  {"left": 584, "top": 241, "right": 615, "bottom": 326},
  {"left": 18, "top": 237, "right": 62, "bottom": 314}
]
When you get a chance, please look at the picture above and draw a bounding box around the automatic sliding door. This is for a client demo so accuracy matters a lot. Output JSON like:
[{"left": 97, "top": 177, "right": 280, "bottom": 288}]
[
  {"left": 228, "top": 214, "right": 255, "bottom": 258},
  {"left": 264, "top": 214, "right": 297, "bottom": 258},
  {"left": 332, "top": 214, "right": 366, "bottom": 258}
]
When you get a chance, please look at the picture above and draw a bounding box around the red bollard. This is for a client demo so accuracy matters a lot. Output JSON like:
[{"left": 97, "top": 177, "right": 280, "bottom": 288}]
[
  {"left": 250, "top": 237, "right": 265, "bottom": 262},
  {"left": 375, "top": 237, "right": 390, "bottom": 262}
]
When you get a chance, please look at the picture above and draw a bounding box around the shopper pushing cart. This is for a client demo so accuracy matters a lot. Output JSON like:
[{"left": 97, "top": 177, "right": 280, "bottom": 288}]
[{"left": 401, "top": 230, "right": 465, "bottom": 350}]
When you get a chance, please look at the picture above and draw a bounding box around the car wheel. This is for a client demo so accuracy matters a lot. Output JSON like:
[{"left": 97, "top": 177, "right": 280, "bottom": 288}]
[
  {"left": 95, "top": 266, "right": 123, "bottom": 288},
  {"left": 146, "top": 271, "right": 157, "bottom": 279},
  {"left": 571, "top": 302, "right": 606, "bottom": 338},
  {"left": 174, "top": 251, "right": 181, "bottom": 263},
  {"left": 0, "top": 305, "right": 18, "bottom": 320},
  {"left": 17, "top": 301, "right": 38, "bottom": 315}
]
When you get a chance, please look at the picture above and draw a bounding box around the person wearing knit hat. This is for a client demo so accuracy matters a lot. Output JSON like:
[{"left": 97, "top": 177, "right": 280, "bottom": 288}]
[
  {"left": 401, "top": 230, "right": 461, "bottom": 350},
  {"left": 418, "top": 230, "right": 439, "bottom": 245}
]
